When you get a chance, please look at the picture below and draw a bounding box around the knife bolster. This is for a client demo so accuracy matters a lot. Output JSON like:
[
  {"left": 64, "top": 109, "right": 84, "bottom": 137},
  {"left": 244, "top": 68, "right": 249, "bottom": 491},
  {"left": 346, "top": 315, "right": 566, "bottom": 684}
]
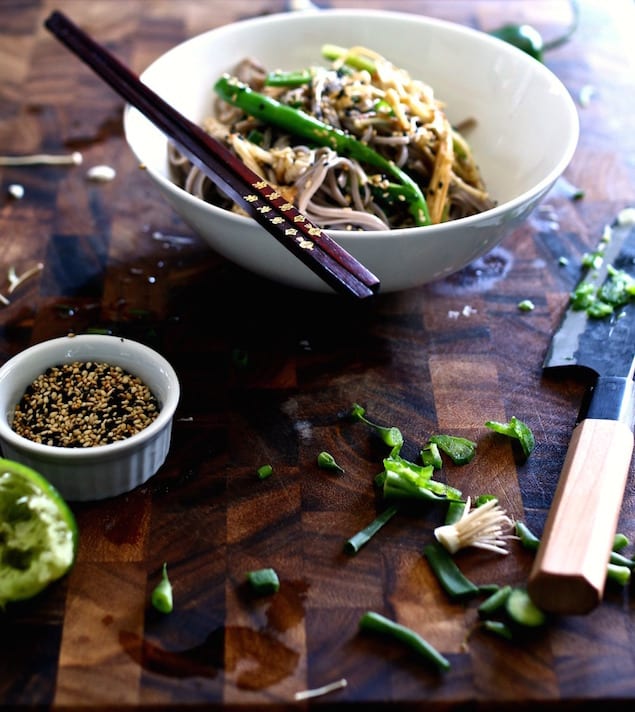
[{"left": 581, "top": 376, "right": 635, "bottom": 427}]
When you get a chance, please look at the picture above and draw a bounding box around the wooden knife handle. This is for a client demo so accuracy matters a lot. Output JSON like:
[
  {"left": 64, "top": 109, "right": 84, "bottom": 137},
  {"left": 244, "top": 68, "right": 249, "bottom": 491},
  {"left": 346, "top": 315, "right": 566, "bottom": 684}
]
[{"left": 527, "top": 417, "right": 634, "bottom": 615}]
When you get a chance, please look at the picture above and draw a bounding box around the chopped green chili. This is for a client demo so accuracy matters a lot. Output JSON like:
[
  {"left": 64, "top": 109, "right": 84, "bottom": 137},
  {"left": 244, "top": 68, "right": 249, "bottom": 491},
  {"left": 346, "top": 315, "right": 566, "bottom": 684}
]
[
  {"left": 214, "top": 76, "right": 430, "bottom": 226},
  {"left": 485, "top": 416, "right": 535, "bottom": 458},
  {"left": 359, "top": 611, "right": 451, "bottom": 672},
  {"left": 317, "top": 451, "right": 345, "bottom": 473},
  {"left": 420, "top": 442, "right": 443, "bottom": 469},
  {"left": 423, "top": 541, "right": 480, "bottom": 600},
  {"left": 246, "top": 567, "right": 280, "bottom": 595},
  {"left": 151, "top": 562, "right": 173, "bottom": 614},
  {"left": 350, "top": 403, "right": 404, "bottom": 452},
  {"left": 382, "top": 455, "right": 462, "bottom": 501},
  {"left": 427, "top": 434, "right": 477, "bottom": 465},
  {"left": 344, "top": 504, "right": 399, "bottom": 555}
]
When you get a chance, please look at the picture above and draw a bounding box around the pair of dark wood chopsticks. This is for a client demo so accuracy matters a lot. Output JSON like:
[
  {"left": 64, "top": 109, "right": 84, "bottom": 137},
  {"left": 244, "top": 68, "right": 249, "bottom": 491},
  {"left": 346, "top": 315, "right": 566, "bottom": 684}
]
[{"left": 44, "top": 11, "right": 380, "bottom": 299}]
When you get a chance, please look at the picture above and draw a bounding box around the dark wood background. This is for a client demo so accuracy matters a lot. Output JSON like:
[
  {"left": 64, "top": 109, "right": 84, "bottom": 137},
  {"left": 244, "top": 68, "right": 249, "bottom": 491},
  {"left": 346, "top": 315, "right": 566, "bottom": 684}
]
[{"left": 2, "top": 0, "right": 635, "bottom": 709}]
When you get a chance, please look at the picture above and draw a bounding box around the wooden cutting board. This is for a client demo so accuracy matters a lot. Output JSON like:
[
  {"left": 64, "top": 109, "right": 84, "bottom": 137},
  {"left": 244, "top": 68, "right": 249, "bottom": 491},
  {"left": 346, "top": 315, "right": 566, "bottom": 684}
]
[{"left": 2, "top": 0, "right": 635, "bottom": 709}]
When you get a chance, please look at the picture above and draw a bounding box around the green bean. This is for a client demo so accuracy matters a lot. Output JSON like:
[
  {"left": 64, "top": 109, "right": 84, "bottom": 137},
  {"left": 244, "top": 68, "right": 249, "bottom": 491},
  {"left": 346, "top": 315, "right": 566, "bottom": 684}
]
[
  {"left": 214, "top": 77, "right": 430, "bottom": 226},
  {"left": 359, "top": 611, "right": 450, "bottom": 672},
  {"left": 423, "top": 541, "right": 480, "bottom": 600},
  {"left": 344, "top": 505, "right": 399, "bottom": 555}
]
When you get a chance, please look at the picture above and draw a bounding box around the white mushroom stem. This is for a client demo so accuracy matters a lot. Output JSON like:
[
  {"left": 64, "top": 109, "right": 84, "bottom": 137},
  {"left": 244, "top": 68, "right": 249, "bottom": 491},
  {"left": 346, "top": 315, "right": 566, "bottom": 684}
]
[{"left": 434, "top": 497, "right": 516, "bottom": 555}]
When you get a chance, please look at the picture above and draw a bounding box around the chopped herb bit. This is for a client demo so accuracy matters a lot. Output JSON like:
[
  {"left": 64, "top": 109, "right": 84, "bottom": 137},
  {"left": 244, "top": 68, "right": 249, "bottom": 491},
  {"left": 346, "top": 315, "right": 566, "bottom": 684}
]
[
  {"left": 256, "top": 464, "right": 273, "bottom": 480},
  {"left": 151, "top": 562, "right": 174, "bottom": 613},
  {"left": 517, "top": 299, "right": 535, "bottom": 311}
]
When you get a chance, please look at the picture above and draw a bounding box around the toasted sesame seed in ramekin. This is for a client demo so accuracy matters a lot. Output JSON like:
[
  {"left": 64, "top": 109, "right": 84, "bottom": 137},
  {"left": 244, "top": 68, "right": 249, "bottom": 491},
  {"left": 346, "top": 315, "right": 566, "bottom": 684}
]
[{"left": 0, "top": 334, "right": 180, "bottom": 501}]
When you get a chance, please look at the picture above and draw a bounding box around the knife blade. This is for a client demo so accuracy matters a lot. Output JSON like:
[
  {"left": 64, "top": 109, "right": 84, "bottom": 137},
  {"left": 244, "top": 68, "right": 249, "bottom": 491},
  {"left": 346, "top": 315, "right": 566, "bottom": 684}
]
[{"left": 527, "top": 219, "right": 635, "bottom": 615}]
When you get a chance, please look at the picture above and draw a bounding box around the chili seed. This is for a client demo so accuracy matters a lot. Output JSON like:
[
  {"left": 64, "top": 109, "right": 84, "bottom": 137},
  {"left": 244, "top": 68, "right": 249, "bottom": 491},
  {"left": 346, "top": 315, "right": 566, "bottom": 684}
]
[{"left": 11, "top": 361, "right": 160, "bottom": 448}]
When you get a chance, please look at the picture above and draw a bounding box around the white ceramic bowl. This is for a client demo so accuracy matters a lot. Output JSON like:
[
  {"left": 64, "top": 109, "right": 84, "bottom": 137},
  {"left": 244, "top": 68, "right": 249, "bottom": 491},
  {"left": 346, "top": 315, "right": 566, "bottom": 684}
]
[
  {"left": 123, "top": 8, "right": 579, "bottom": 294},
  {"left": 0, "top": 335, "right": 180, "bottom": 501}
]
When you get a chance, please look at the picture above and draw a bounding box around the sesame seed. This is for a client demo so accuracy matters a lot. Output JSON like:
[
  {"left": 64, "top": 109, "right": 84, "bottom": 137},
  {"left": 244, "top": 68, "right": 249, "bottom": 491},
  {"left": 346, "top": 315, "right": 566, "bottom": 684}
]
[{"left": 12, "top": 361, "right": 160, "bottom": 448}]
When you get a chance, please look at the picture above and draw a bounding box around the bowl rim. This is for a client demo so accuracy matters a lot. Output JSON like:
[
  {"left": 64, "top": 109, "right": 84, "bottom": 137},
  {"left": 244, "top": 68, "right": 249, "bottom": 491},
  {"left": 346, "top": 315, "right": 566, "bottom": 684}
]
[
  {"left": 0, "top": 334, "right": 180, "bottom": 461},
  {"left": 123, "top": 6, "right": 580, "bottom": 242}
]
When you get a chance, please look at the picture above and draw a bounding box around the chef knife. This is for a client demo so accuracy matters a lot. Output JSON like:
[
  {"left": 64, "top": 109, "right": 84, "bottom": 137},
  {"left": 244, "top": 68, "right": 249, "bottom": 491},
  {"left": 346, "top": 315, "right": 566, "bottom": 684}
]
[{"left": 527, "top": 219, "right": 635, "bottom": 615}]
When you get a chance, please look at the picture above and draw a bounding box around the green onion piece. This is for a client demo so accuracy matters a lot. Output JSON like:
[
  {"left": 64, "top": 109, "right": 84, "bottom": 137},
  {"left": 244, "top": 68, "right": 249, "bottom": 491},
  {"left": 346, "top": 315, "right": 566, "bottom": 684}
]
[
  {"left": 444, "top": 500, "right": 467, "bottom": 526},
  {"left": 321, "top": 44, "right": 377, "bottom": 74},
  {"left": 257, "top": 464, "right": 273, "bottom": 480},
  {"left": 482, "top": 620, "right": 514, "bottom": 640},
  {"left": 246, "top": 567, "right": 280, "bottom": 595},
  {"left": 344, "top": 505, "right": 399, "bottom": 555},
  {"left": 151, "top": 562, "right": 173, "bottom": 614},
  {"left": 515, "top": 521, "right": 540, "bottom": 551},
  {"left": 613, "top": 533, "right": 630, "bottom": 551},
  {"left": 517, "top": 299, "right": 535, "bottom": 311},
  {"left": 264, "top": 69, "right": 312, "bottom": 87},
  {"left": 427, "top": 434, "right": 477, "bottom": 465},
  {"left": 477, "top": 585, "right": 512, "bottom": 618},
  {"left": 505, "top": 588, "right": 546, "bottom": 627},
  {"left": 607, "top": 563, "right": 631, "bottom": 586},
  {"left": 423, "top": 541, "right": 480, "bottom": 600},
  {"left": 359, "top": 611, "right": 451, "bottom": 672},
  {"left": 317, "top": 451, "right": 345, "bottom": 473}
]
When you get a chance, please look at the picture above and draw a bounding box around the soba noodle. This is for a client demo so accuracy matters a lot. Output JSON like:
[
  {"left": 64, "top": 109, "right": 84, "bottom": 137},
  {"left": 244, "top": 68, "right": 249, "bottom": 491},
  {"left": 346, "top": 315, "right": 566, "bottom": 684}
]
[{"left": 169, "top": 46, "right": 496, "bottom": 231}]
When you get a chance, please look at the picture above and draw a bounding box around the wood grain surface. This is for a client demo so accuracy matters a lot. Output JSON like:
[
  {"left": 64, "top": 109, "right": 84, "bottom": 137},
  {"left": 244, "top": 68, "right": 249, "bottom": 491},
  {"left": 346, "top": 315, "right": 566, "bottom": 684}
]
[{"left": 2, "top": 0, "right": 635, "bottom": 709}]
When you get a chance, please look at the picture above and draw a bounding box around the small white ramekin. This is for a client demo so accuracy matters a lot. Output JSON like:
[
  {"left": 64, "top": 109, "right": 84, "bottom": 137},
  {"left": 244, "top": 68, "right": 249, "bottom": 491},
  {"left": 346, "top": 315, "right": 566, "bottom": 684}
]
[{"left": 0, "top": 334, "right": 180, "bottom": 501}]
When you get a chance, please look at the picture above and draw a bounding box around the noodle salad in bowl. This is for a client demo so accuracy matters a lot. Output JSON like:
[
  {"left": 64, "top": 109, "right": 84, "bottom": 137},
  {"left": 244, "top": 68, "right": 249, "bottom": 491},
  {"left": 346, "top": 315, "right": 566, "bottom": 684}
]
[
  {"left": 169, "top": 45, "right": 496, "bottom": 232},
  {"left": 124, "top": 9, "right": 579, "bottom": 293}
]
